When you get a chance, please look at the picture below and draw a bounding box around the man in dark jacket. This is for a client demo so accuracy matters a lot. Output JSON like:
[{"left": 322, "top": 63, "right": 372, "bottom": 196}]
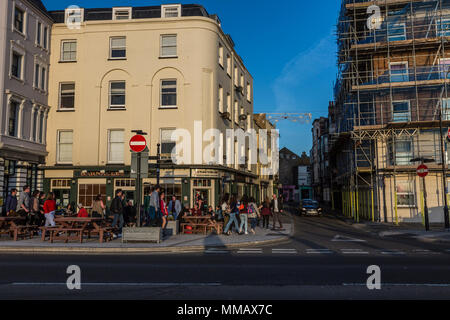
[
  {"left": 270, "top": 194, "right": 283, "bottom": 230},
  {"left": 4, "top": 189, "right": 18, "bottom": 216},
  {"left": 111, "top": 189, "right": 124, "bottom": 235}
]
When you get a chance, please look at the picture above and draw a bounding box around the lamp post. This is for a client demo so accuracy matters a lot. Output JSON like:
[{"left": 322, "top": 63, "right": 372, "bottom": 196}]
[{"left": 411, "top": 157, "right": 434, "bottom": 231}]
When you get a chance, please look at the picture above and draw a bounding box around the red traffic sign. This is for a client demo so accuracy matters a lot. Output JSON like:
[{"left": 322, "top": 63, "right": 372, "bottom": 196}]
[
  {"left": 447, "top": 128, "right": 450, "bottom": 141},
  {"left": 417, "top": 164, "right": 429, "bottom": 178},
  {"left": 129, "top": 135, "right": 147, "bottom": 153}
]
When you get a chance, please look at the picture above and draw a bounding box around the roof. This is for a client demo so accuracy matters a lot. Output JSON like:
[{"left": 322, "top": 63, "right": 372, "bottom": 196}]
[
  {"left": 49, "top": 4, "right": 210, "bottom": 23},
  {"left": 26, "top": 0, "right": 52, "bottom": 20}
]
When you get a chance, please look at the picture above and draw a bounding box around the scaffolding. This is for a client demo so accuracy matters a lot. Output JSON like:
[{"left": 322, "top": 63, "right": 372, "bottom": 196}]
[{"left": 331, "top": 0, "right": 450, "bottom": 223}]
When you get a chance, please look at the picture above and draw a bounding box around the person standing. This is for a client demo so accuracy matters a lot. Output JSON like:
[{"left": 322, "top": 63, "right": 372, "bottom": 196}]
[
  {"left": 221, "top": 194, "right": 230, "bottom": 228},
  {"left": 160, "top": 191, "right": 168, "bottom": 232},
  {"left": 239, "top": 196, "right": 249, "bottom": 235},
  {"left": 270, "top": 194, "right": 283, "bottom": 230},
  {"left": 110, "top": 189, "right": 124, "bottom": 235},
  {"left": 16, "top": 185, "right": 31, "bottom": 218},
  {"left": 224, "top": 196, "right": 240, "bottom": 235},
  {"left": 261, "top": 197, "right": 271, "bottom": 229},
  {"left": 43, "top": 192, "right": 56, "bottom": 227},
  {"left": 5, "top": 189, "right": 18, "bottom": 216},
  {"left": 168, "top": 195, "right": 182, "bottom": 220},
  {"left": 31, "top": 190, "right": 41, "bottom": 225},
  {"left": 92, "top": 194, "right": 105, "bottom": 218},
  {"left": 248, "top": 197, "right": 260, "bottom": 234},
  {"left": 148, "top": 186, "right": 160, "bottom": 227}
]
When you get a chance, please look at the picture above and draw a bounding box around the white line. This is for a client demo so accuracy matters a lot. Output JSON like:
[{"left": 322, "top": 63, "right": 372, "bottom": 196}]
[
  {"left": 413, "top": 249, "right": 441, "bottom": 254},
  {"left": 380, "top": 250, "right": 406, "bottom": 255},
  {"left": 130, "top": 141, "right": 146, "bottom": 146},
  {"left": 341, "top": 249, "right": 369, "bottom": 254},
  {"left": 204, "top": 250, "right": 230, "bottom": 254},
  {"left": 12, "top": 282, "right": 222, "bottom": 287},
  {"left": 343, "top": 283, "right": 450, "bottom": 287},
  {"left": 306, "top": 249, "right": 333, "bottom": 254}
]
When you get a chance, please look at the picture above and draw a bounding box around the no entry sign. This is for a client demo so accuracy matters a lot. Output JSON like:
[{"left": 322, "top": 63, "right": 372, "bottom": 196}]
[
  {"left": 129, "top": 135, "right": 147, "bottom": 153},
  {"left": 417, "top": 164, "right": 429, "bottom": 178}
]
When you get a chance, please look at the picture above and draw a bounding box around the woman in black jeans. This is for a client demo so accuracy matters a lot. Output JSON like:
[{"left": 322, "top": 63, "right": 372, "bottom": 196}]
[{"left": 260, "top": 197, "right": 272, "bottom": 229}]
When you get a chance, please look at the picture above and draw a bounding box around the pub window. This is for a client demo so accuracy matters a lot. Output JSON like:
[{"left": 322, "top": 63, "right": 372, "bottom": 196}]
[{"left": 79, "top": 183, "right": 106, "bottom": 207}]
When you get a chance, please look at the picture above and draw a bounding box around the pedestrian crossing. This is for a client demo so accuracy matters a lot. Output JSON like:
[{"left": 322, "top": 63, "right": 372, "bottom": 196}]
[{"left": 201, "top": 247, "right": 449, "bottom": 256}]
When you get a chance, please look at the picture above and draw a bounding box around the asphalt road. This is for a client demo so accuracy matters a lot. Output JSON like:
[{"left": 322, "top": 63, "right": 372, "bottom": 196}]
[{"left": 1, "top": 213, "right": 450, "bottom": 299}]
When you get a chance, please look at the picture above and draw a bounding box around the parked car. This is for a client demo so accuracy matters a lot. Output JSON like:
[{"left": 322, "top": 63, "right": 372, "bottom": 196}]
[{"left": 299, "top": 199, "right": 322, "bottom": 216}]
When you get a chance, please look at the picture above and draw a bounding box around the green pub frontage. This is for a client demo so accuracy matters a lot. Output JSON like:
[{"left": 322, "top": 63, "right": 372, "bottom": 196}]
[{"left": 43, "top": 165, "right": 261, "bottom": 212}]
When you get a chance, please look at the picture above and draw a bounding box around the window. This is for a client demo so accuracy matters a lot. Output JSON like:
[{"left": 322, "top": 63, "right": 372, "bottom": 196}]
[
  {"left": 32, "top": 111, "right": 38, "bottom": 141},
  {"left": 234, "top": 100, "right": 238, "bottom": 123},
  {"left": 61, "top": 40, "right": 77, "bottom": 62},
  {"left": 39, "top": 113, "right": 44, "bottom": 143},
  {"left": 14, "top": 7, "right": 24, "bottom": 33},
  {"left": 51, "top": 179, "right": 71, "bottom": 188},
  {"left": 160, "top": 129, "right": 176, "bottom": 156},
  {"left": 79, "top": 183, "right": 106, "bottom": 208},
  {"left": 34, "top": 64, "right": 40, "bottom": 88},
  {"left": 218, "top": 43, "right": 224, "bottom": 66},
  {"left": 57, "top": 130, "right": 73, "bottom": 163},
  {"left": 439, "top": 58, "right": 450, "bottom": 79},
  {"left": 442, "top": 99, "right": 450, "bottom": 121},
  {"left": 218, "top": 85, "right": 223, "bottom": 112},
  {"left": 396, "top": 180, "right": 415, "bottom": 207},
  {"left": 240, "top": 74, "right": 244, "bottom": 87},
  {"left": 392, "top": 101, "right": 410, "bottom": 122},
  {"left": 161, "top": 80, "right": 177, "bottom": 108},
  {"left": 108, "top": 130, "right": 124, "bottom": 163},
  {"left": 113, "top": 7, "right": 132, "bottom": 20},
  {"left": 247, "top": 82, "right": 251, "bottom": 101},
  {"left": 43, "top": 27, "right": 48, "bottom": 49},
  {"left": 227, "top": 55, "right": 231, "bottom": 75},
  {"left": 109, "top": 81, "right": 126, "bottom": 109},
  {"left": 390, "top": 62, "right": 408, "bottom": 82},
  {"left": 161, "top": 4, "right": 181, "bottom": 18},
  {"left": 388, "top": 22, "right": 406, "bottom": 41},
  {"left": 8, "top": 101, "right": 19, "bottom": 137},
  {"left": 59, "top": 83, "right": 75, "bottom": 109},
  {"left": 36, "top": 22, "right": 42, "bottom": 45},
  {"left": 227, "top": 93, "right": 231, "bottom": 114},
  {"left": 11, "top": 52, "right": 22, "bottom": 79},
  {"left": 390, "top": 138, "right": 413, "bottom": 165},
  {"left": 234, "top": 66, "right": 238, "bottom": 86},
  {"left": 110, "top": 37, "right": 126, "bottom": 59},
  {"left": 40, "top": 67, "right": 46, "bottom": 91},
  {"left": 437, "top": 18, "right": 450, "bottom": 37},
  {"left": 161, "top": 35, "right": 177, "bottom": 57}
]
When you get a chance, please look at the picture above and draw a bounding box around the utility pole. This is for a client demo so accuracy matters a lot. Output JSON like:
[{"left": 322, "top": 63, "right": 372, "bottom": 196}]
[
  {"left": 411, "top": 157, "right": 433, "bottom": 231},
  {"left": 156, "top": 143, "right": 161, "bottom": 186}
]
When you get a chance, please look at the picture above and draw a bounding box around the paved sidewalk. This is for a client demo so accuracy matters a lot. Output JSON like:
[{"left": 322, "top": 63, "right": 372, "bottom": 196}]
[
  {"left": 0, "top": 223, "right": 292, "bottom": 253},
  {"left": 330, "top": 213, "right": 450, "bottom": 243}
]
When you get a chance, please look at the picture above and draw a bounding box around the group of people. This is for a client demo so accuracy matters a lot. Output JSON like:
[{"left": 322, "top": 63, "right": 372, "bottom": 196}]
[{"left": 2, "top": 185, "right": 101, "bottom": 228}]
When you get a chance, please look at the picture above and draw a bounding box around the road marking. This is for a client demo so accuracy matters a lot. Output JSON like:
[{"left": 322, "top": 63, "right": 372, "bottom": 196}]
[
  {"left": 272, "top": 248, "right": 297, "bottom": 254},
  {"left": 380, "top": 250, "right": 406, "bottom": 255},
  {"left": 341, "top": 249, "right": 369, "bottom": 255},
  {"left": 204, "top": 249, "right": 230, "bottom": 254},
  {"left": 12, "top": 282, "right": 222, "bottom": 287},
  {"left": 332, "top": 235, "right": 367, "bottom": 242},
  {"left": 413, "top": 249, "right": 441, "bottom": 255},
  {"left": 306, "top": 249, "right": 333, "bottom": 254},
  {"left": 237, "top": 248, "right": 263, "bottom": 254},
  {"left": 343, "top": 283, "right": 450, "bottom": 287}
]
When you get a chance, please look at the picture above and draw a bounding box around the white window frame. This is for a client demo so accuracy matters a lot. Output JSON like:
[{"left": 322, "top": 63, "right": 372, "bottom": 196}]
[
  {"left": 109, "top": 36, "right": 126, "bottom": 59},
  {"left": 389, "top": 61, "right": 409, "bottom": 83},
  {"left": 34, "top": 63, "right": 40, "bottom": 89},
  {"left": 161, "top": 4, "right": 181, "bottom": 18},
  {"left": 108, "top": 81, "right": 126, "bottom": 110},
  {"left": 112, "top": 7, "right": 132, "bottom": 20},
  {"left": 396, "top": 179, "right": 416, "bottom": 208},
  {"left": 59, "top": 82, "right": 76, "bottom": 110},
  {"left": 160, "top": 34, "right": 177, "bottom": 58},
  {"left": 218, "top": 85, "right": 223, "bottom": 113},
  {"left": 12, "top": 4, "right": 26, "bottom": 36},
  {"left": 56, "top": 130, "right": 73, "bottom": 164},
  {"left": 437, "top": 18, "right": 450, "bottom": 37},
  {"left": 107, "top": 129, "right": 125, "bottom": 164},
  {"left": 387, "top": 22, "right": 406, "bottom": 41},
  {"left": 160, "top": 79, "right": 177, "bottom": 109},
  {"left": 227, "top": 93, "right": 231, "bottom": 114},
  {"left": 227, "top": 54, "right": 231, "bottom": 76},
  {"left": 36, "top": 21, "right": 42, "bottom": 46},
  {"left": 65, "top": 7, "right": 84, "bottom": 25},
  {"left": 442, "top": 98, "right": 450, "bottom": 121},
  {"left": 391, "top": 100, "right": 411, "bottom": 122},
  {"left": 247, "top": 82, "right": 251, "bottom": 102},
  {"left": 10, "top": 48, "right": 25, "bottom": 81},
  {"left": 43, "top": 26, "right": 48, "bottom": 50},
  {"left": 60, "top": 40, "right": 77, "bottom": 62},
  {"left": 218, "top": 43, "right": 224, "bottom": 67}
]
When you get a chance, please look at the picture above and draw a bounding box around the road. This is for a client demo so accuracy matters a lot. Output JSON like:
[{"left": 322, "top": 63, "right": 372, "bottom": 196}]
[{"left": 1, "top": 213, "right": 450, "bottom": 299}]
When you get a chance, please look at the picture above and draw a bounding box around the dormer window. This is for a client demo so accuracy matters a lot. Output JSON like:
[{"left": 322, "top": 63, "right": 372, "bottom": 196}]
[
  {"left": 113, "top": 7, "right": 132, "bottom": 20},
  {"left": 65, "top": 7, "right": 84, "bottom": 27},
  {"left": 161, "top": 4, "right": 181, "bottom": 18}
]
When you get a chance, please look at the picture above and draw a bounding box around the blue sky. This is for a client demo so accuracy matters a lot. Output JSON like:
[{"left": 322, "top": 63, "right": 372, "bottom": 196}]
[{"left": 43, "top": 0, "right": 339, "bottom": 156}]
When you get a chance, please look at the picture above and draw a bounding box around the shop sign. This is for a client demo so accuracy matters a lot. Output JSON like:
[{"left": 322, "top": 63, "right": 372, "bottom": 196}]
[
  {"left": 80, "top": 170, "right": 124, "bottom": 177},
  {"left": 192, "top": 169, "right": 219, "bottom": 178}
]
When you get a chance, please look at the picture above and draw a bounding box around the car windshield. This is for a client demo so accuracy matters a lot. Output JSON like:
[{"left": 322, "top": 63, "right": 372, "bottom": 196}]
[{"left": 303, "top": 200, "right": 318, "bottom": 206}]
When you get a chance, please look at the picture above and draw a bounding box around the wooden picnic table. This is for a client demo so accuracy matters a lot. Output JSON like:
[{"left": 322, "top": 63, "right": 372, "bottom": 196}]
[
  {"left": 0, "top": 216, "right": 35, "bottom": 241},
  {"left": 181, "top": 215, "right": 223, "bottom": 235},
  {"left": 41, "top": 217, "right": 114, "bottom": 243}
]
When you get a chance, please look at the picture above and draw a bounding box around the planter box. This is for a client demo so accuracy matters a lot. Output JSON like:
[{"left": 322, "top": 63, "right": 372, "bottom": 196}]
[
  {"left": 122, "top": 227, "right": 161, "bottom": 243},
  {"left": 165, "top": 220, "right": 179, "bottom": 236}
]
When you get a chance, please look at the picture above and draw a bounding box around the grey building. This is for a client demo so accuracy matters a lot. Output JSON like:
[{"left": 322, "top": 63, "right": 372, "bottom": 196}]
[
  {"left": 0, "top": 0, "right": 52, "bottom": 208},
  {"left": 311, "top": 115, "right": 330, "bottom": 205}
]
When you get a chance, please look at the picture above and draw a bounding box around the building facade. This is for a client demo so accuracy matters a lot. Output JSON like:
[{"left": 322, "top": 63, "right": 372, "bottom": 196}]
[
  {"left": 297, "top": 152, "right": 313, "bottom": 201},
  {"left": 329, "top": 0, "right": 450, "bottom": 223},
  {"left": 279, "top": 147, "right": 302, "bottom": 202},
  {"left": 0, "top": 0, "right": 52, "bottom": 211},
  {"left": 311, "top": 116, "right": 331, "bottom": 205},
  {"left": 43, "top": 4, "right": 265, "bottom": 210}
]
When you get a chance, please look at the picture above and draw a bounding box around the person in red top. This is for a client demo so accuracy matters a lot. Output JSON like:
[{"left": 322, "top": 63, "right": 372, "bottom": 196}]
[
  {"left": 77, "top": 203, "right": 89, "bottom": 218},
  {"left": 43, "top": 192, "right": 56, "bottom": 227},
  {"left": 160, "top": 191, "right": 168, "bottom": 231},
  {"left": 191, "top": 204, "right": 202, "bottom": 216}
]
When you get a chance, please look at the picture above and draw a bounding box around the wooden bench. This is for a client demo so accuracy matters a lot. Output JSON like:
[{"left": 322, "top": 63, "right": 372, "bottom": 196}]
[
  {"left": 207, "top": 222, "right": 223, "bottom": 235},
  {"left": 10, "top": 225, "right": 36, "bottom": 241},
  {"left": 181, "top": 223, "right": 208, "bottom": 235},
  {"left": 49, "top": 228, "right": 84, "bottom": 243}
]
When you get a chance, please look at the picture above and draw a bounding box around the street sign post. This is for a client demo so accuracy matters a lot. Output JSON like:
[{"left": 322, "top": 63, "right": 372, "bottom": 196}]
[
  {"left": 417, "top": 164, "right": 430, "bottom": 231},
  {"left": 130, "top": 133, "right": 148, "bottom": 227}
]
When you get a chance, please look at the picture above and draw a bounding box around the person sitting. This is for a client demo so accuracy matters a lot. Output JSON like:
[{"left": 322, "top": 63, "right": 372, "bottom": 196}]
[
  {"left": 123, "top": 200, "right": 137, "bottom": 226},
  {"left": 207, "top": 206, "right": 216, "bottom": 219},
  {"left": 77, "top": 203, "right": 89, "bottom": 218},
  {"left": 191, "top": 204, "right": 202, "bottom": 216},
  {"left": 64, "top": 203, "right": 75, "bottom": 216}
]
